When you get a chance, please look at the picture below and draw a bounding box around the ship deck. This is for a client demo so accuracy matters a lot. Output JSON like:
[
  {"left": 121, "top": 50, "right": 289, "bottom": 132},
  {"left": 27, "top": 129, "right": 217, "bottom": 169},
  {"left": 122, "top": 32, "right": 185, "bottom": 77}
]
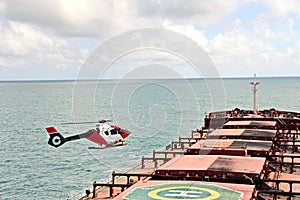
[
  {"left": 114, "top": 180, "right": 255, "bottom": 200},
  {"left": 155, "top": 155, "right": 266, "bottom": 180},
  {"left": 186, "top": 139, "right": 272, "bottom": 156},
  {"left": 206, "top": 128, "right": 277, "bottom": 140},
  {"left": 81, "top": 108, "right": 300, "bottom": 200}
]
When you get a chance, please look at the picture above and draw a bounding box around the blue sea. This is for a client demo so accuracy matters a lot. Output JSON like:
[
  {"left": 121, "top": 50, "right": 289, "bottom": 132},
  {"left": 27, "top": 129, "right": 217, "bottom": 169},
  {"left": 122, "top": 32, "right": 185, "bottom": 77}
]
[{"left": 1, "top": 77, "right": 300, "bottom": 199}]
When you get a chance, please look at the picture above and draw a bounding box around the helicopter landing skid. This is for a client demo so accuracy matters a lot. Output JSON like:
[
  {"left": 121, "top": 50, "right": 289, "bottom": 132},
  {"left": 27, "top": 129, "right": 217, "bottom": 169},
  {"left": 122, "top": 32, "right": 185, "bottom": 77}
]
[{"left": 88, "top": 146, "right": 106, "bottom": 149}]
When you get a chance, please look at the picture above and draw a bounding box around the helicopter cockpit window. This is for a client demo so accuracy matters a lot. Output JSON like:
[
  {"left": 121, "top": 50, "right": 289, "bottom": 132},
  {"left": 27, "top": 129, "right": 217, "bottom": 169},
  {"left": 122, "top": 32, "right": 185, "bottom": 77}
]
[
  {"left": 122, "top": 128, "right": 130, "bottom": 133},
  {"left": 110, "top": 129, "right": 117, "bottom": 135},
  {"left": 104, "top": 130, "right": 109, "bottom": 136}
]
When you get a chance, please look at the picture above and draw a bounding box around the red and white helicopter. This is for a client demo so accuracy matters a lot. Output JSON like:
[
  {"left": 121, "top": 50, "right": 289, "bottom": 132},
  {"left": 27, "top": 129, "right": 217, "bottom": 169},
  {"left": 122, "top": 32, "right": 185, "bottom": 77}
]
[{"left": 45, "top": 119, "right": 131, "bottom": 149}]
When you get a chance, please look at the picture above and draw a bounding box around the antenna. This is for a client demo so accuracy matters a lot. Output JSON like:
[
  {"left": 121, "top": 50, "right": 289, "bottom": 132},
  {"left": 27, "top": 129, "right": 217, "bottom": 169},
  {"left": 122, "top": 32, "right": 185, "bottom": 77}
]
[{"left": 250, "top": 74, "right": 260, "bottom": 115}]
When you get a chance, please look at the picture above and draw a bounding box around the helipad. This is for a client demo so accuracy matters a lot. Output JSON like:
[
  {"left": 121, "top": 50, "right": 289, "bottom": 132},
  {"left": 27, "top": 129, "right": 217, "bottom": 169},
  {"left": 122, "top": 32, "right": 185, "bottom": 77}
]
[{"left": 115, "top": 181, "right": 255, "bottom": 200}]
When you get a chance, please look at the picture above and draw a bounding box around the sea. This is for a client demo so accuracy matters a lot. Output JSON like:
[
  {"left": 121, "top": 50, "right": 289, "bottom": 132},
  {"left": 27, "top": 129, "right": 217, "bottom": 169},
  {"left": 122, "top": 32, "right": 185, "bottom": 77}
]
[{"left": 1, "top": 77, "right": 300, "bottom": 199}]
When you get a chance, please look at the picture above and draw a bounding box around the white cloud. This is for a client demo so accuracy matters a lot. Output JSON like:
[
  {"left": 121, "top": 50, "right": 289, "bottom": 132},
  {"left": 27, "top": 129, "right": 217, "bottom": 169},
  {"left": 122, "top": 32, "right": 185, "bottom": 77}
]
[
  {"left": 1, "top": 0, "right": 243, "bottom": 37},
  {"left": 0, "top": 22, "right": 52, "bottom": 56},
  {"left": 158, "top": 7, "right": 300, "bottom": 77},
  {"left": 206, "top": 16, "right": 300, "bottom": 76},
  {"left": 3, "top": 0, "right": 140, "bottom": 37},
  {"left": 0, "top": 0, "right": 300, "bottom": 79},
  {"left": 0, "top": 21, "right": 87, "bottom": 79},
  {"left": 163, "top": 21, "right": 209, "bottom": 50},
  {"left": 135, "top": 0, "right": 242, "bottom": 27},
  {"left": 286, "top": 39, "right": 300, "bottom": 60},
  {"left": 0, "top": 0, "right": 6, "bottom": 12},
  {"left": 260, "top": 0, "right": 300, "bottom": 20}
]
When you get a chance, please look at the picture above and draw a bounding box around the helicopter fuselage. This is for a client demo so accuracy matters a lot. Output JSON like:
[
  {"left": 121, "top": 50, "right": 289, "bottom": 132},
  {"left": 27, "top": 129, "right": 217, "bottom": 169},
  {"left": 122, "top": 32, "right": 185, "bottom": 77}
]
[{"left": 45, "top": 122, "right": 131, "bottom": 148}]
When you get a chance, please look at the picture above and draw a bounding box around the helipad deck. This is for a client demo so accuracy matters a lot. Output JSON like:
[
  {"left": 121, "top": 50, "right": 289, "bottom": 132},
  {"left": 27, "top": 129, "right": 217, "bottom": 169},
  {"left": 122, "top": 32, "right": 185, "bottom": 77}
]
[
  {"left": 185, "top": 139, "right": 273, "bottom": 156},
  {"left": 155, "top": 155, "right": 266, "bottom": 181},
  {"left": 207, "top": 128, "right": 277, "bottom": 140},
  {"left": 114, "top": 180, "right": 255, "bottom": 200}
]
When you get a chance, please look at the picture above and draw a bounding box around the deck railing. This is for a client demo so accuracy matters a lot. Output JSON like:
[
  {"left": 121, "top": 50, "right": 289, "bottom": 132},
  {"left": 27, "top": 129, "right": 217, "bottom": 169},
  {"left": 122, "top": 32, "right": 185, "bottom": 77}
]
[{"left": 92, "top": 172, "right": 153, "bottom": 198}]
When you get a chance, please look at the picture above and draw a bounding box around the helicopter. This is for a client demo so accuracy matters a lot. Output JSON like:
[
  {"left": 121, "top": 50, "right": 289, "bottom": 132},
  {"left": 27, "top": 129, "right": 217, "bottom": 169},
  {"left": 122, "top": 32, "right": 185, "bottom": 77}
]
[{"left": 45, "top": 119, "right": 131, "bottom": 149}]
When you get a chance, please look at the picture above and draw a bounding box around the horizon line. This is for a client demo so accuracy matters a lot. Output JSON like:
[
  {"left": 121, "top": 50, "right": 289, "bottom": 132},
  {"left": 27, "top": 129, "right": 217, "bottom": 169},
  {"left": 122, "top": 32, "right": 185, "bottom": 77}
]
[{"left": 0, "top": 75, "right": 300, "bottom": 82}]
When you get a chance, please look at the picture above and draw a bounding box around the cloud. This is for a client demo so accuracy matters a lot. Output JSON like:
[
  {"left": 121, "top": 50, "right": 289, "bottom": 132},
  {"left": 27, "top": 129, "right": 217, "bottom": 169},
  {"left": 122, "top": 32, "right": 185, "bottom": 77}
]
[
  {"left": 163, "top": 21, "right": 209, "bottom": 49},
  {"left": 2, "top": 0, "right": 243, "bottom": 37},
  {"left": 3, "top": 0, "right": 146, "bottom": 37},
  {"left": 259, "top": 0, "right": 300, "bottom": 20},
  {"left": 135, "top": 0, "right": 242, "bottom": 26},
  {"left": 207, "top": 16, "right": 300, "bottom": 76},
  {"left": 0, "top": 0, "right": 5, "bottom": 12},
  {"left": 159, "top": 1, "right": 300, "bottom": 77},
  {"left": 0, "top": 0, "right": 300, "bottom": 79},
  {"left": 4, "top": 0, "right": 114, "bottom": 37},
  {"left": 0, "top": 21, "right": 87, "bottom": 79}
]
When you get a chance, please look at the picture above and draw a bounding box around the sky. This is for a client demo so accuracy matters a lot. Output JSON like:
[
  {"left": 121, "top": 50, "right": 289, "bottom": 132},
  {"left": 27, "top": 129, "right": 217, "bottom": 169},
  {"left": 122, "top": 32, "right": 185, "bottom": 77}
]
[{"left": 0, "top": 0, "right": 300, "bottom": 80}]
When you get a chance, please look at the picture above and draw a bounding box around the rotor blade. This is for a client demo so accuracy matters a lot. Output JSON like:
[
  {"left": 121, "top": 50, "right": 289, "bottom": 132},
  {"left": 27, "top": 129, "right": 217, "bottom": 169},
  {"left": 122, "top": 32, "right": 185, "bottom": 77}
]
[
  {"left": 98, "top": 119, "right": 112, "bottom": 123},
  {"left": 61, "top": 121, "right": 98, "bottom": 125},
  {"left": 61, "top": 119, "right": 112, "bottom": 125}
]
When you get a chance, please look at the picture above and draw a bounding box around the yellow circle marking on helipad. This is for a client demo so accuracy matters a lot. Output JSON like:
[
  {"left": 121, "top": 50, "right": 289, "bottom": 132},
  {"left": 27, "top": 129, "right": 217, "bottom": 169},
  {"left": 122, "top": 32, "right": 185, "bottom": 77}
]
[{"left": 147, "top": 185, "right": 220, "bottom": 200}]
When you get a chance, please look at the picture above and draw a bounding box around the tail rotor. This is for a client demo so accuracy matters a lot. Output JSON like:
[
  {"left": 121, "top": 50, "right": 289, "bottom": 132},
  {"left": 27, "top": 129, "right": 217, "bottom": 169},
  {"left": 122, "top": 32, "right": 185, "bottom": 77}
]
[{"left": 45, "top": 127, "right": 66, "bottom": 148}]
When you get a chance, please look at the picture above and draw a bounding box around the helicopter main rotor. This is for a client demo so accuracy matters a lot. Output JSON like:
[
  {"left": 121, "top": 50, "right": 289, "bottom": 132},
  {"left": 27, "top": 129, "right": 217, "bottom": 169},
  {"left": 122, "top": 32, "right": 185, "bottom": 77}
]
[{"left": 61, "top": 119, "right": 112, "bottom": 125}]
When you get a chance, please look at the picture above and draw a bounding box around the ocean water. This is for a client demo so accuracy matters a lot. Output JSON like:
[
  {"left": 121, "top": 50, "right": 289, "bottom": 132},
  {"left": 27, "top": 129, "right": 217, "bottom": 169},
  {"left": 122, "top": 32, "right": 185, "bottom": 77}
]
[{"left": 1, "top": 77, "right": 300, "bottom": 199}]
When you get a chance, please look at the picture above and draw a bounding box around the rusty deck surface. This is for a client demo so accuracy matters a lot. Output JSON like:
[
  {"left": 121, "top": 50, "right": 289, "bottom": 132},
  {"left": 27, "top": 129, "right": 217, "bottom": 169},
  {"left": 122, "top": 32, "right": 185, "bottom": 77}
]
[
  {"left": 224, "top": 120, "right": 277, "bottom": 127},
  {"left": 156, "top": 154, "right": 266, "bottom": 174},
  {"left": 207, "top": 128, "right": 277, "bottom": 140},
  {"left": 189, "top": 139, "right": 272, "bottom": 150}
]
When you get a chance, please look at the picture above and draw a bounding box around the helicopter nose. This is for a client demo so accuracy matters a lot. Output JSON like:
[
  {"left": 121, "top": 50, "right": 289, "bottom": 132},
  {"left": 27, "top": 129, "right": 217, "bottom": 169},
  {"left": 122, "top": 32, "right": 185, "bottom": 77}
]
[{"left": 120, "top": 130, "right": 131, "bottom": 139}]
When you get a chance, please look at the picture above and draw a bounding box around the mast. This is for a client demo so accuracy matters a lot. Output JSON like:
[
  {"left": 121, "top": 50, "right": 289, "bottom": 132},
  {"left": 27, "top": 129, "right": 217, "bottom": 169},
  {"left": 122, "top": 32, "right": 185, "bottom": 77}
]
[{"left": 250, "top": 74, "right": 260, "bottom": 115}]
